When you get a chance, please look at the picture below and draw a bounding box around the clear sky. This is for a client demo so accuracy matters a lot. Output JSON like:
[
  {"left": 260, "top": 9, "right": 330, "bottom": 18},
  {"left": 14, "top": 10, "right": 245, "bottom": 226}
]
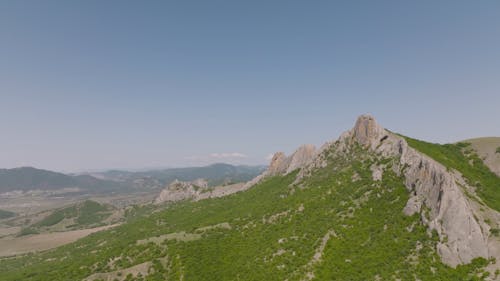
[{"left": 1, "top": 1, "right": 499, "bottom": 172}]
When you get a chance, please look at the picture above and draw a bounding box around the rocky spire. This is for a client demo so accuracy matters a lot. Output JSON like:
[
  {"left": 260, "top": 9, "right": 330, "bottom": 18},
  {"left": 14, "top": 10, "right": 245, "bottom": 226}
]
[
  {"left": 351, "top": 114, "right": 386, "bottom": 149},
  {"left": 267, "top": 152, "right": 288, "bottom": 175},
  {"left": 286, "top": 144, "right": 316, "bottom": 174},
  {"left": 266, "top": 145, "right": 317, "bottom": 176}
]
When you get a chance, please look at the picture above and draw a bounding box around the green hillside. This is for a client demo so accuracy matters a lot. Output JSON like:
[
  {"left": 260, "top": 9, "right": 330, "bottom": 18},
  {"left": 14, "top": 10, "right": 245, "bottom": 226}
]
[
  {"left": 0, "top": 143, "right": 491, "bottom": 281},
  {"left": 18, "top": 200, "right": 117, "bottom": 235}
]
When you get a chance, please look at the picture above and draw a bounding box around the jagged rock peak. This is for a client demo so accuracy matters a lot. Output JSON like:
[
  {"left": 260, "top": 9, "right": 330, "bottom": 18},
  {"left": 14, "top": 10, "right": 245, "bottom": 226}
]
[
  {"left": 268, "top": 152, "right": 288, "bottom": 175},
  {"left": 267, "top": 145, "right": 316, "bottom": 176},
  {"left": 286, "top": 144, "right": 316, "bottom": 174},
  {"left": 352, "top": 114, "right": 386, "bottom": 148}
]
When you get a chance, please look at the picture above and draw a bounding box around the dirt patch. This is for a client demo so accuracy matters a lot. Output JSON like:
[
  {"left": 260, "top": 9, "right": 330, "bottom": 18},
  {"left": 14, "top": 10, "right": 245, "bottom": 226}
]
[
  {"left": 0, "top": 224, "right": 119, "bottom": 257},
  {"left": 0, "top": 226, "right": 21, "bottom": 238}
]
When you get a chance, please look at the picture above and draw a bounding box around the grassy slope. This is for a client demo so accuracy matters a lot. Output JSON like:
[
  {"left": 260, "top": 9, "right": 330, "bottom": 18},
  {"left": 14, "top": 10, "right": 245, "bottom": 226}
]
[
  {"left": 0, "top": 145, "right": 491, "bottom": 281},
  {"left": 404, "top": 136, "right": 500, "bottom": 212}
]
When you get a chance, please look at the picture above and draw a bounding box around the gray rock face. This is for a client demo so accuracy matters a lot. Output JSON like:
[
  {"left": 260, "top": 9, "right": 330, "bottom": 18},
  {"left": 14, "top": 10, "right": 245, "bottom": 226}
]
[
  {"left": 287, "top": 144, "right": 317, "bottom": 174},
  {"left": 266, "top": 145, "right": 317, "bottom": 176},
  {"left": 401, "top": 145, "right": 489, "bottom": 266},
  {"left": 342, "top": 114, "right": 490, "bottom": 266},
  {"left": 352, "top": 114, "right": 386, "bottom": 149},
  {"left": 268, "top": 152, "right": 289, "bottom": 176}
]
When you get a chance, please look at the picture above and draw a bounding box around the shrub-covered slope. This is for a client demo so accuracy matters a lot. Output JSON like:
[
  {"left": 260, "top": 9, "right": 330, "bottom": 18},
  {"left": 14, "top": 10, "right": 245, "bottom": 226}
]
[
  {"left": 0, "top": 142, "right": 491, "bottom": 281},
  {"left": 17, "top": 200, "right": 118, "bottom": 236}
]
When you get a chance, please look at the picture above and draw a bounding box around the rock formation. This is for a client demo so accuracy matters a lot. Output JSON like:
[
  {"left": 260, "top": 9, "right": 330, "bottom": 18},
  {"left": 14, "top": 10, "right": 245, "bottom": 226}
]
[
  {"left": 155, "top": 179, "right": 249, "bottom": 204},
  {"left": 251, "top": 114, "right": 495, "bottom": 266},
  {"left": 154, "top": 114, "right": 497, "bottom": 267},
  {"left": 154, "top": 179, "right": 208, "bottom": 204},
  {"left": 338, "top": 114, "right": 490, "bottom": 266},
  {"left": 266, "top": 145, "right": 317, "bottom": 176},
  {"left": 267, "top": 152, "right": 289, "bottom": 176}
]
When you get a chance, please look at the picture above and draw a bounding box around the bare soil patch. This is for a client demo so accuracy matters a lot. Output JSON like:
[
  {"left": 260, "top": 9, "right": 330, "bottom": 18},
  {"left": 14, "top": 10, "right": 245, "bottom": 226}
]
[{"left": 0, "top": 224, "right": 119, "bottom": 257}]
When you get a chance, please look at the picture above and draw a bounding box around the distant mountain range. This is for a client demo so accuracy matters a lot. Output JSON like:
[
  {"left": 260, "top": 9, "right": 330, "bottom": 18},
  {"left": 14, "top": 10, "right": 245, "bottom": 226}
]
[
  {"left": 91, "top": 163, "right": 266, "bottom": 186},
  {"left": 0, "top": 167, "right": 126, "bottom": 194},
  {"left": 0, "top": 164, "right": 266, "bottom": 194}
]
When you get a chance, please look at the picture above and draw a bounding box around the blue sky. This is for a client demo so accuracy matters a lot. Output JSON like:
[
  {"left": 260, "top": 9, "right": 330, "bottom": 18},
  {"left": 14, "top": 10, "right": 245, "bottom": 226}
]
[{"left": 1, "top": 1, "right": 499, "bottom": 172}]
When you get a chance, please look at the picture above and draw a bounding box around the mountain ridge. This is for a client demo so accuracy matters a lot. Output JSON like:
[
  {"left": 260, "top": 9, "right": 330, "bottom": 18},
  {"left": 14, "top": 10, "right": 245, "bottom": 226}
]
[
  {"left": 1, "top": 114, "right": 500, "bottom": 280},
  {"left": 152, "top": 114, "right": 500, "bottom": 268},
  {"left": 251, "top": 114, "right": 497, "bottom": 267}
]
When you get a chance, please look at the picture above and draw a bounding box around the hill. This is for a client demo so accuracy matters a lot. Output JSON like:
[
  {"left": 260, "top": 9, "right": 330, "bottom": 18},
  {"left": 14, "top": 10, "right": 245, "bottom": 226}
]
[
  {"left": 11, "top": 200, "right": 119, "bottom": 237},
  {"left": 0, "top": 167, "right": 127, "bottom": 194},
  {"left": 25, "top": 200, "right": 119, "bottom": 233},
  {"left": 0, "top": 115, "right": 499, "bottom": 280},
  {"left": 463, "top": 137, "right": 500, "bottom": 177},
  {"left": 0, "top": 164, "right": 264, "bottom": 195}
]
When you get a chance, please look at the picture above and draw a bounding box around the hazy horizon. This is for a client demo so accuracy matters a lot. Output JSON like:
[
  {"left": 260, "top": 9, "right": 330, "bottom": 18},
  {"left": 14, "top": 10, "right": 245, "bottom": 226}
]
[{"left": 1, "top": 1, "right": 499, "bottom": 172}]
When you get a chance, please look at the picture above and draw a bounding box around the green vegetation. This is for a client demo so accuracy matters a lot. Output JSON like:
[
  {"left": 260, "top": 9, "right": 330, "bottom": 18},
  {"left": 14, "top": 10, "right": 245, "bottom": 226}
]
[
  {"left": 17, "top": 227, "right": 40, "bottom": 237},
  {"left": 0, "top": 144, "right": 490, "bottom": 280},
  {"left": 33, "top": 200, "right": 114, "bottom": 230},
  {"left": 75, "top": 200, "right": 110, "bottom": 225},
  {"left": 35, "top": 210, "right": 67, "bottom": 227},
  {"left": 404, "top": 137, "right": 500, "bottom": 212},
  {"left": 0, "top": 209, "right": 15, "bottom": 219},
  {"left": 496, "top": 146, "right": 500, "bottom": 154}
]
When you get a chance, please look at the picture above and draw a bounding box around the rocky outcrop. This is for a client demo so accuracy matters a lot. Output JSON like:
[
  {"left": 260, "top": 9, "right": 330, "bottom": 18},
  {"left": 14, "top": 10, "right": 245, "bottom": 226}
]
[
  {"left": 286, "top": 144, "right": 317, "bottom": 174},
  {"left": 341, "top": 114, "right": 490, "bottom": 266},
  {"left": 267, "top": 152, "right": 289, "bottom": 176},
  {"left": 401, "top": 144, "right": 488, "bottom": 266},
  {"left": 352, "top": 114, "right": 386, "bottom": 149},
  {"left": 238, "top": 145, "right": 317, "bottom": 191},
  {"left": 154, "top": 179, "right": 250, "bottom": 204},
  {"left": 266, "top": 145, "right": 317, "bottom": 176},
  {"left": 154, "top": 179, "right": 208, "bottom": 204}
]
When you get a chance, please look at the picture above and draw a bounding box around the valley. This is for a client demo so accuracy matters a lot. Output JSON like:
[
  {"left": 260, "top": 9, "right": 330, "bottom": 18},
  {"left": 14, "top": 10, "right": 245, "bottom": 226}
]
[{"left": 0, "top": 164, "right": 263, "bottom": 260}]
